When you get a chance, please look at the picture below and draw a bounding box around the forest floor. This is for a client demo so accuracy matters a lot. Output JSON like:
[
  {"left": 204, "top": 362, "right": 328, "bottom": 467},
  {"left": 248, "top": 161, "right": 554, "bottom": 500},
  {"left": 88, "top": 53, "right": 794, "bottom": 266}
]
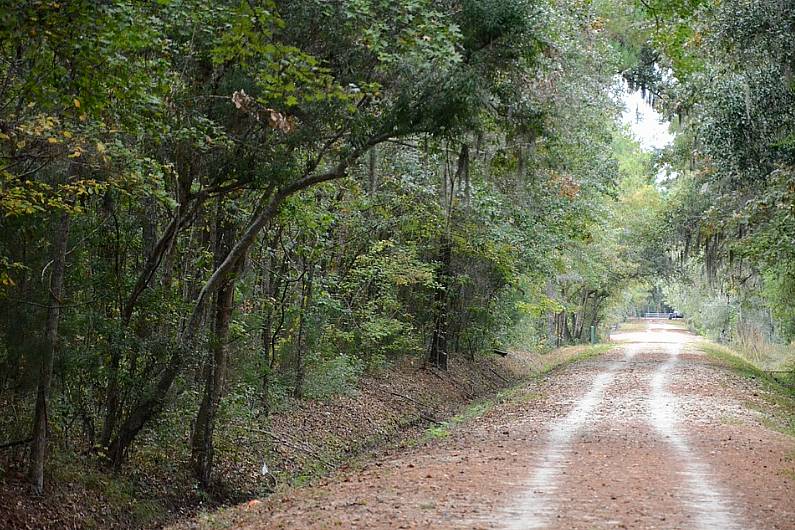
[
  {"left": 0, "top": 336, "right": 602, "bottom": 529},
  {"left": 186, "top": 321, "right": 795, "bottom": 529}
]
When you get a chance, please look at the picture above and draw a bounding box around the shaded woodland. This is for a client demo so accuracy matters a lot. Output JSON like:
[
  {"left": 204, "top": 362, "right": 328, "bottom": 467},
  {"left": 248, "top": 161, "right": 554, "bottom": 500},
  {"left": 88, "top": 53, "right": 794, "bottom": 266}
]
[{"left": 0, "top": 0, "right": 793, "bottom": 526}]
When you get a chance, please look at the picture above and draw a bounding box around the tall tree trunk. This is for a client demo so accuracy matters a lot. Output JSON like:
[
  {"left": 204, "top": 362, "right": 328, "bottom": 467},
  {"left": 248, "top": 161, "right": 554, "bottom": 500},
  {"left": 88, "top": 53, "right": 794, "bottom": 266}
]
[
  {"left": 588, "top": 294, "right": 605, "bottom": 337},
  {"left": 575, "top": 290, "right": 590, "bottom": 340},
  {"left": 293, "top": 258, "right": 314, "bottom": 399},
  {"left": 368, "top": 146, "right": 378, "bottom": 196},
  {"left": 439, "top": 155, "right": 449, "bottom": 211},
  {"left": 190, "top": 277, "right": 236, "bottom": 486},
  {"left": 562, "top": 311, "right": 574, "bottom": 343},
  {"left": 191, "top": 203, "right": 238, "bottom": 487},
  {"left": 428, "top": 143, "right": 467, "bottom": 370},
  {"left": 28, "top": 211, "right": 70, "bottom": 494},
  {"left": 141, "top": 197, "right": 157, "bottom": 259},
  {"left": 101, "top": 196, "right": 124, "bottom": 448},
  {"left": 261, "top": 230, "right": 287, "bottom": 412},
  {"left": 428, "top": 238, "right": 451, "bottom": 370},
  {"left": 106, "top": 134, "right": 391, "bottom": 470},
  {"left": 260, "top": 252, "right": 275, "bottom": 413},
  {"left": 99, "top": 343, "right": 121, "bottom": 448},
  {"left": 107, "top": 203, "right": 213, "bottom": 468},
  {"left": 545, "top": 281, "right": 557, "bottom": 346}
]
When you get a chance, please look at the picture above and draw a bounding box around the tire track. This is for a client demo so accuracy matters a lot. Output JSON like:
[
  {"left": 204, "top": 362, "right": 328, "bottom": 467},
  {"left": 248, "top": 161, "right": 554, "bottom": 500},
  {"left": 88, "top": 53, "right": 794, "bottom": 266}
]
[
  {"left": 214, "top": 322, "right": 793, "bottom": 530},
  {"left": 649, "top": 342, "right": 745, "bottom": 530},
  {"left": 502, "top": 333, "right": 747, "bottom": 529},
  {"left": 501, "top": 348, "right": 637, "bottom": 529}
]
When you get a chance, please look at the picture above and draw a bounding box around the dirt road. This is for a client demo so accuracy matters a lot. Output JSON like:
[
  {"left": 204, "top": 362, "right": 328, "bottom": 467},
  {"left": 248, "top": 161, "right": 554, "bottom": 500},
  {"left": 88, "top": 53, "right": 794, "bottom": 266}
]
[{"left": 224, "top": 323, "right": 794, "bottom": 529}]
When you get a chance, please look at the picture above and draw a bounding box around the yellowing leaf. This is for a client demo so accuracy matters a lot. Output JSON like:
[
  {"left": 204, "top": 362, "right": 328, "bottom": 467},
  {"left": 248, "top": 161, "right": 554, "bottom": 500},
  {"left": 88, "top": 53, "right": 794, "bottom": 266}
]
[
  {"left": 96, "top": 142, "right": 106, "bottom": 153},
  {"left": 74, "top": 99, "right": 81, "bottom": 108},
  {"left": 47, "top": 137, "right": 59, "bottom": 144},
  {"left": 0, "top": 132, "right": 9, "bottom": 140},
  {"left": 62, "top": 131, "right": 73, "bottom": 139}
]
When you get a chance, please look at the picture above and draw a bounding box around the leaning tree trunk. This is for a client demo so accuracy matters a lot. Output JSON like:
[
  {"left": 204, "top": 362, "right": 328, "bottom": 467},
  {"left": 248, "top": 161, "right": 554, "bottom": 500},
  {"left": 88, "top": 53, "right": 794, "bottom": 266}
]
[
  {"left": 107, "top": 344, "right": 182, "bottom": 468},
  {"left": 107, "top": 135, "right": 391, "bottom": 470},
  {"left": 28, "top": 211, "right": 70, "bottom": 494}
]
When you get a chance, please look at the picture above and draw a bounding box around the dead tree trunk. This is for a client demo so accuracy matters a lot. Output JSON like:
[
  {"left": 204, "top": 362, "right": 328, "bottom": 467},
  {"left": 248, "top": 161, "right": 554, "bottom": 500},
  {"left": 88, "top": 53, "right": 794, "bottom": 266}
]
[{"left": 28, "top": 211, "right": 70, "bottom": 494}]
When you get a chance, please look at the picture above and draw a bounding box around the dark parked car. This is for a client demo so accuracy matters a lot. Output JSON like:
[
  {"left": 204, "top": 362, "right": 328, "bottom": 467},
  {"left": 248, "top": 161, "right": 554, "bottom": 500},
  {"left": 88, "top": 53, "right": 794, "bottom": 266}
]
[{"left": 668, "top": 310, "right": 683, "bottom": 319}]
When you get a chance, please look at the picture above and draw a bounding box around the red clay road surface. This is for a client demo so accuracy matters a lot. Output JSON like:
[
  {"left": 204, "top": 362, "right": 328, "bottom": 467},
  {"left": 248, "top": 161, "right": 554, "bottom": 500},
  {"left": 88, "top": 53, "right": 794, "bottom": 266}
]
[{"left": 214, "top": 322, "right": 795, "bottom": 529}]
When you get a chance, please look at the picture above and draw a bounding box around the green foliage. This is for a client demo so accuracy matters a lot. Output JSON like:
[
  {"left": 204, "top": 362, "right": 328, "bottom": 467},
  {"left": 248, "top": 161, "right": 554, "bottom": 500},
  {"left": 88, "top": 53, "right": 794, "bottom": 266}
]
[
  {"left": 633, "top": 0, "right": 795, "bottom": 381},
  {"left": 304, "top": 353, "right": 364, "bottom": 400},
  {"left": 763, "top": 266, "right": 795, "bottom": 341},
  {"left": 0, "top": 0, "right": 711, "bottom": 518}
]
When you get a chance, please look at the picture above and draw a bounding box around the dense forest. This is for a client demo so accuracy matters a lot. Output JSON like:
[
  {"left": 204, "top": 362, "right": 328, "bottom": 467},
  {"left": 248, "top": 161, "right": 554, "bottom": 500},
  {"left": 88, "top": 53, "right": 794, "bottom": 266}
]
[{"left": 1, "top": 0, "right": 793, "bottom": 527}]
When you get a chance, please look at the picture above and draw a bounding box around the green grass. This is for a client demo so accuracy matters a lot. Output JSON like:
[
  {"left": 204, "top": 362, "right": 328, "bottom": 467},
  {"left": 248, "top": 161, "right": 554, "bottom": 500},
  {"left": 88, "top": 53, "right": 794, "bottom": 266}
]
[
  {"left": 290, "top": 459, "right": 331, "bottom": 487},
  {"left": 421, "top": 343, "right": 615, "bottom": 442},
  {"left": 779, "top": 449, "right": 795, "bottom": 481},
  {"left": 614, "top": 319, "right": 689, "bottom": 333},
  {"left": 422, "top": 397, "right": 497, "bottom": 441},
  {"left": 541, "top": 343, "right": 615, "bottom": 373},
  {"left": 422, "top": 395, "right": 503, "bottom": 441},
  {"left": 614, "top": 320, "right": 648, "bottom": 331},
  {"left": 718, "top": 414, "right": 744, "bottom": 426},
  {"left": 700, "top": 341, "right": 795, "bottom": 438}
]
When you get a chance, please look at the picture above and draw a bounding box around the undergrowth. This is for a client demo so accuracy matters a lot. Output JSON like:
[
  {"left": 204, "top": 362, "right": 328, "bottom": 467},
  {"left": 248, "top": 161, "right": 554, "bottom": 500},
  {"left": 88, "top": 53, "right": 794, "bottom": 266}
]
[{"left": 701, "top": 342, "right": 795, "bottom": 437}]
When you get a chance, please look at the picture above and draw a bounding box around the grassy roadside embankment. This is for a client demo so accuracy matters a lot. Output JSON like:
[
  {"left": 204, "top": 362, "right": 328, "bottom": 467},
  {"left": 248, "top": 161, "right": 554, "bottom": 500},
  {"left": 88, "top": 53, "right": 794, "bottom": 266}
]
[
  {"left": 699, "top": 341, "right": 795, "bottom": 438},
  {"left": 1, "top": 342, "right": 616, "bottom": 530},
  {"left": 174, "top": 342, "right": 615, "bottom": 530},
  {"left": 422, "top": 343, "right": 615, "bottom": 442}
]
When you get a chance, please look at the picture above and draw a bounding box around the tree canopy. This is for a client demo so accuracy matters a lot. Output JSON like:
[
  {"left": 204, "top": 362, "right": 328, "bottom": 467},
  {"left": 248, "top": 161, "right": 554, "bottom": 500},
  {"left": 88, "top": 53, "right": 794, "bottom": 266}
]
[{"left": 1, "top": 0, "right": 792, "bottom": 522}]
